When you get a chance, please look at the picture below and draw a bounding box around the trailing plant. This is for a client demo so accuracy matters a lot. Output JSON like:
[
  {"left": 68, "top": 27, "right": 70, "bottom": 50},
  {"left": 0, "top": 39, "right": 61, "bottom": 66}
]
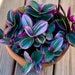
[{"left": 0, "top": 0, "right": 75, "bottom": 74}]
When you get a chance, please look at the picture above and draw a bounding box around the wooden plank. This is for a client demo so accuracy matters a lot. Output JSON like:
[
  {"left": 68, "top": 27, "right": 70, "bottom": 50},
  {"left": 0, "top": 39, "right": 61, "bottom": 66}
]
[
  {"left": 0, "top": 44, "right": 14, "bottom": 75},
  {"left": 14, "top": 63, "right": 23, "bottom": 75},
  {"left": 54, "top": 0, "right": 75, "bottom": 75},
  {"left": 55, "top": 48, "right": 70, "bottom": 75},
  {"left": 0, "top": 0, "right": 24, "bottom": 75},
  {"left": 40, "top": 65, "right": 53, "bottom": 75},
  {"left": 70, "top": 47, "right": 75, "bottom": 75},
  {"left": 70, "top": 2, "right": 75, "bottom": 75},
  {"left": 0, "top": 0, "right": 24, "bottom": 29}
]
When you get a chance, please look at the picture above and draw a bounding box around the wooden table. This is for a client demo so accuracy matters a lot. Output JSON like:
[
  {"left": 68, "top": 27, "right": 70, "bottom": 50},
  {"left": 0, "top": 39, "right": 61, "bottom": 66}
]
[{"left": 0, "top": 0, "right": 75, "bottom": 75}]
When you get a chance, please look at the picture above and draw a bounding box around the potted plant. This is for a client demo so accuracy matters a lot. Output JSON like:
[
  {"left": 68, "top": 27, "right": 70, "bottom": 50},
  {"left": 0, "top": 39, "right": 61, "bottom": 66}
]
[{"left": 0, "top": 0, "right": 75, "bottom": 74}]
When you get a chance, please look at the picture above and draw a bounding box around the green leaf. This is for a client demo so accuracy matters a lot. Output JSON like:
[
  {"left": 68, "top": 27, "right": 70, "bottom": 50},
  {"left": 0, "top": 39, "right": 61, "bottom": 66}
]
[
  {"left": 34, "top": 39, "right": 41, "bottom": 47},
  {"left": 19, "top": 37, "right": 34, "bottom": 49},
  {"left": 48, "top": 23, "right": 55, "bottom": 33},
  {"left": 22, "top": 63, "right": 34, "bottom": 75},
  {"left": 66, "top": 32, "right": 75, "bottom": 46},
  {"left": 0, "top": 29, "right": 3, "bottom": 39},
  {"left": 30, "top": 1, "right": 39, "bottom": 12},
  {"left": 31, "top": 51, "right": 43, "bottom": 64},
  {"left": 46, "top": 33, "right": 53, "bottom": 41},
  {"left": 54, "top": 49, "right": 62, "bottom": 56},
  {"left": 36, "top": 35, "right": 46, "bottom": 44},
  {"left": 12, "top": 44, "right": 21, "bottom": 53},
  {"left": 50, "top": 37, "right": 63, "bottom": 52},
  {"left": 15, "top": 12, "right": 21, "bottom": 24},
  {"left": 42, "top": 4, "right": 56, "bottom": 14},
  {"left": 56, "top": 18, "right": 67, "bottom": 31},
  {"left": 7, "top": 10, "right": 14, "bottom": 24},
  {"left": 6, "top": 12, "right": 21, "bottom": 38},
  {"left": 40, "top": 14, "right": 53, "bottom": 21},
  {"left": 26, "top": 6, "right": 40, "bottom": 18},
  {"left": 45, "top": 51, "right": 55, "bottom": 62}
]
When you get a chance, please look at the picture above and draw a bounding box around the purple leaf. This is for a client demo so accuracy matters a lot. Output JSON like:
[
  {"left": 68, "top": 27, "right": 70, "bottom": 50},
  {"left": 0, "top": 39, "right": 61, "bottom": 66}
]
[
  {"left": 6, "top": 20, "right": 13, "bottom": 27},
  {"left": 0, "top": 39, "right": 5, "bottom": 43},
  {"left": 67, "top": 7, "right": 75, "bottom": 23},
  {"left": 39, "top": 4, "right": 44, "bottom": 12},
  {"left": 24, "top": 51, "right": 32, "bottom": 62},
  {"left": 55, "top": 31, "right": 65, "bottom": 38},
  {"left": 69, "top": 15, "right": 75, "bottom": 23},
  {"left": 0, "top": 38, "right": 10, "bottom": 45},
  {"left": 72, "top": 24, "right": 75, "bottom": 32},
  {"left": 25, "top": 26, "right": 34, "bottom": 37},
  {"left": 21, "top": 14, "right": 33, "bottom": 27},
  {"left": 33, "top": 20, "right": 48, "bottom": 36},
  {"left": 67, "top": 7, "right": 71, "bottom": 18},
  {"left": 17, "top": 30, "right": 27, "bottom": 38},
  {"left": 34, "top": 64, "right": 42, "bottom": 73}
]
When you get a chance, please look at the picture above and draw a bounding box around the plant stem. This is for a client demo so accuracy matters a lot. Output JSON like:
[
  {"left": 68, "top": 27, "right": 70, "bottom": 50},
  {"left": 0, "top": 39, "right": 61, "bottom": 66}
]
[
  {"left": 58, "top": 0, "right": 61, "bottom": 11},
  {"left": 24, "top": 0, "right": 26, "bottom": 5},
  {"left": 59, "top": 5, "right": 66, "bottom": 16}
]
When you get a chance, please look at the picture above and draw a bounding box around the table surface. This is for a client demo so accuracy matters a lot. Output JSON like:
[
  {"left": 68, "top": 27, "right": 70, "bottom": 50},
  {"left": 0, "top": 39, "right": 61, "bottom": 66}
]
[{"left": 0, "top": 0, "right": 75, "bottom": 75}]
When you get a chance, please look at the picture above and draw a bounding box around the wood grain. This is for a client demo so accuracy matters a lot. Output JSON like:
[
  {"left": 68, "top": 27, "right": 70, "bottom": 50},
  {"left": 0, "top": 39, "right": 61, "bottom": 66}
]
[
  {"left": 54, "top": 1, "right": 75, "bottom": 75},
  {"left": 0, "top": 44, "right": 14, "bottom": 75},
  {"left": 0, "top": 0, "right": 75, "bottom": 75},
  {"left": 0, "top": 0, "right": 24, "bottom": 75}
]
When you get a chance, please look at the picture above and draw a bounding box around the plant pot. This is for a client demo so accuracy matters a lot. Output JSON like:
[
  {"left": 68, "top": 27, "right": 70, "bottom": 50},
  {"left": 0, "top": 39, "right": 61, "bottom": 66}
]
[
  {"left": 5, "top": 2, "right": 70, "bottom": 67},
  {"left": 1, "top": 0, "right": 75, "bottom": 74}
]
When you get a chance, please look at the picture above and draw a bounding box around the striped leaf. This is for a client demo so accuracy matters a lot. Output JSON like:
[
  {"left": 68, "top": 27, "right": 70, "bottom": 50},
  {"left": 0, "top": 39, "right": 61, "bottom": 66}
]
[
  {"left": 21, "top": 14, "right": 33, "bottom": 27},
  {"left": 49, "top": 37, "right": 64, "bottom": 52},
  {"left": 33, "top": 20, "right": 48, "bottom": 36},
  {"left": 45, "top": 51, "right": 55, "bottom": 62},
  {"left": 7, "top": 10, "right": 14, "bottom": 24},
  {"left": 24, "top": 51, "right": 32, "bottom": 62},
  {"left": 19, "top": 37, "right": 34, "bottom": 49},
  {"left": 30, "top": 1, "right": 39, "bottom": 12},
  {"left": 25, "top": 26, "right": 33, "bottom": 37},
  {"left": 31, "top": 51, "right": 43, "bottom": 64},
  {"left": 42, "top": 4, "right": 56, "bottom": 14},
  {"left": 0, "top": 29, "right": 4, "bottom": 39},
  {"left": 22, "top": 63, "right": 34, "bottom": 75},
  {"left": 66, "top": 32, "right": 75, "bottom": 46}
]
